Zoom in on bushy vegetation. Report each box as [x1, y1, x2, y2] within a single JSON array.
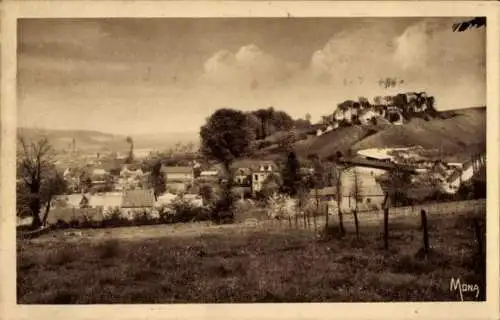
[[46, 201, 213, 230]]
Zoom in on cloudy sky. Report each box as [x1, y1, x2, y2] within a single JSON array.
[[17, 17, 485, 135]]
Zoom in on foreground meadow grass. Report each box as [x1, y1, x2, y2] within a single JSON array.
[[17, 210, 485, 303]]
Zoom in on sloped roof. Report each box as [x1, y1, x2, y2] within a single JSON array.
[[52, 194, 85, 208], [161, 166, 193, 174], [47, 208, 104, 224], [310, 186, 337, 197], [339, 156, 416, 173], [234, 167, 252, 176], [232, 159, 278, 172], [121, 189, 155, 208], [92, 168, 108, 176], [200, 170, 219, 176], [88, 192, 123, 208]]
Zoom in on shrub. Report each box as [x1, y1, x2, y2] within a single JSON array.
[[55, 219, 70, 229], [68, 218, 80, 228], [101, 207, 129, 228], [166, 198, 211, 223], [267, 193, 296, 220], [132, 210, 156, 226], [80, 215, 101, 229]]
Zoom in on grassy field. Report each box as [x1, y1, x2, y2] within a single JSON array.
[[17, 209, 485, 304]]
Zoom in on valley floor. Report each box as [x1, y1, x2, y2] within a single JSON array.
[[17, 207, 485, 303]]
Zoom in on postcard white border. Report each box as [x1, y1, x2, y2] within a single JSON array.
[[1, 1, 499, 320]]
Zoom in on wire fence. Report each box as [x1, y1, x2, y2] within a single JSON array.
[[244, 199, 486, 231]]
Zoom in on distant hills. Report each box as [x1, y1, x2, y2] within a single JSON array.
[[17, 106, 485, 164], [16, 127, 200, 154]]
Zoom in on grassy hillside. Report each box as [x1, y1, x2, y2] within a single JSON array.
[[351, 107, 486, 160], [17, 208, 485, 303], [294, 125, 378, 159], [275, 106, 486, 162], [289, 117, 391, 159]]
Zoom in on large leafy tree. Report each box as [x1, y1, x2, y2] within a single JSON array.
[[281, 151, 301, 196], [253, 107, 275, 139], [200, 108, 255, 221], [17, 137, 67, 228], [39, 170, 68, 226]]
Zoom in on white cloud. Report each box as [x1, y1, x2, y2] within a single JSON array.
[[391, 20, 485, 109], [307, 22, 399, 87], [203, 49, 235, 75], [393, 21, 429, 70], [393, 20, 485, 75], [199, 44, 299, 89], [305, 19, 485, 107]]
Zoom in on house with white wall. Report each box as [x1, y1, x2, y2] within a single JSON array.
[[339, 166, 387, 212], [250, 161, 278, 194], [161, 166, 194, 193]]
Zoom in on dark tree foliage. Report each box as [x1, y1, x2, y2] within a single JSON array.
[[311, 155, 326, 189], [271, 110, 295, 132], [200, 109, 255, 167], [253, 108, 275, 139], [40, 171, 68, 226], [17, 137, 67, 228], [200, 108, 255, 222], [78, 170, 93, 193], [261, 174, 282, 199], [149, 160, 166, 200], [281, 151, 301, 196], [377, 168, 414, 207], [251, 107, 295, 139], [199, 184, 215, 206]]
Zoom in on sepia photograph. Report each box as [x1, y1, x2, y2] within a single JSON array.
[[2, 1, 499, 318]]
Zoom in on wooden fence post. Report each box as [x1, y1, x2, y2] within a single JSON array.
[[353, 209, 360, 239], [384, 207, 389, 250], [420, 209, 429, 253], [313, 208, 317, 232], [473, 217, 486, 300], [473, 218, 484, 258], [325, 204, 329, 228]]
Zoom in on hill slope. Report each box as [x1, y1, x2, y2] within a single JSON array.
[[282, 106, 485, 162], [351, 107, 486, 159]]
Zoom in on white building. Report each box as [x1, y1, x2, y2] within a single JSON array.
[[338, 166, 388, 212]]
